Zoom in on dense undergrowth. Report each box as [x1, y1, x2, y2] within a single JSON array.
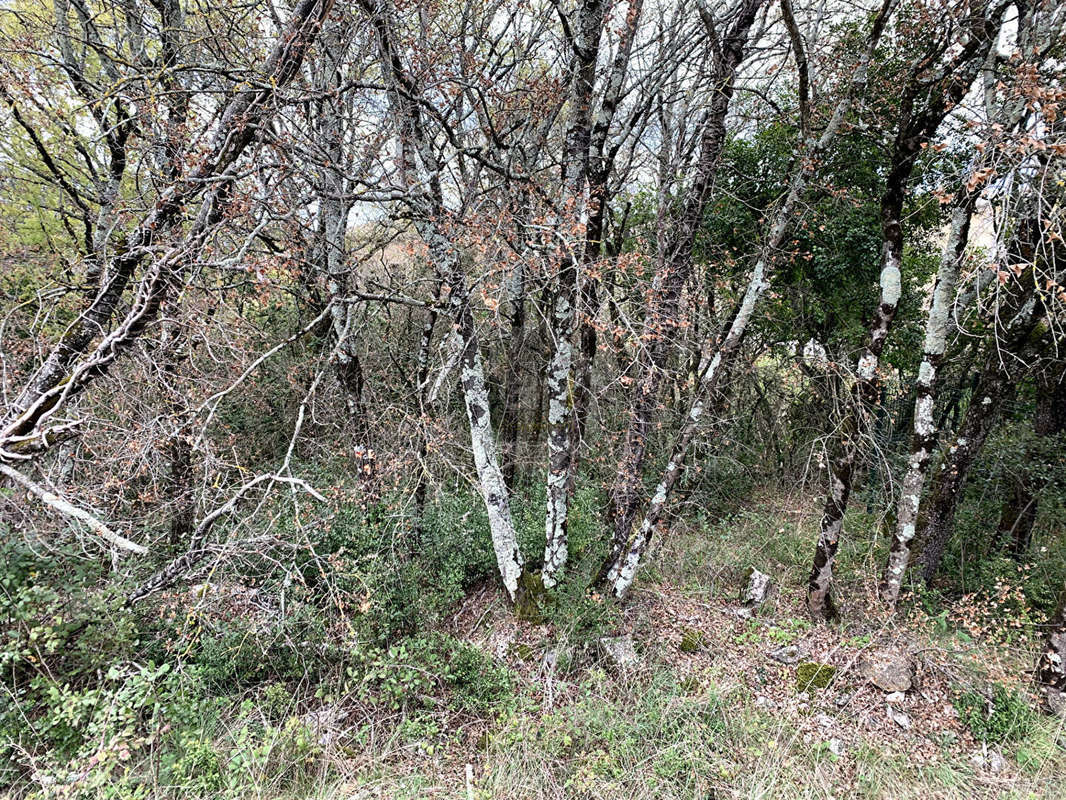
[[2, 476, 1064, 799]]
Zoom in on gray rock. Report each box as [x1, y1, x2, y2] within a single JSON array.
[[886, 706, 911, 730], [885, 691, 906, 704], [828, 738, 846, 757], [767, 644, 808, 665], [971, 749, 1008, 774], [598, 635, 639, 669], [859, 652, 914, 692], [1045, 686, 1065, 717], [742, 568, 773, 606], [987, 750, 1007, 774]]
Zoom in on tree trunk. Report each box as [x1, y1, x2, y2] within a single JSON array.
[[365, 0, 525, 599], [602, 0, 767, 582], [806, 3, 1005, 618], [916, 341, 1025, 585], [881, 199, 975, 605], [1037, 582, 1066, 716], [541, 0, 607, 588], [601, 0, 896, 596]]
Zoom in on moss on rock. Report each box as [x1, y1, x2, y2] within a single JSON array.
[[796, 662, 836, 692]]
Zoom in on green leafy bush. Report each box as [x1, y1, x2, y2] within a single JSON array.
[[348, 633, 512, 715], [953, 683, 1035, 744]]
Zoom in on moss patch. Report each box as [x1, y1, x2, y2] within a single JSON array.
[[796, 662, 836, 692], [679, 628, 708, 653]]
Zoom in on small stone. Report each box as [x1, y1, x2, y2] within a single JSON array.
[[987, 750, 1007, 774], [835, 691, 855, 708], [886, 706, 911, 730], [885, 691, 905, 704], [815, 713, 834, 728], [828, 738, 846, 757], [541, 647, 559, 672], [796, 662, 837, 692], [859, 652, 914, 692], [598, 635, 638, 669], [768, 644, 807, 665], [742, 568, 773, 606]]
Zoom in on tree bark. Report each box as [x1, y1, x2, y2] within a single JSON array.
[[880, 198, 975, 605], [363, 0, 525, 599], [601, 0, 767, 584], [541, 0, 606, 588]]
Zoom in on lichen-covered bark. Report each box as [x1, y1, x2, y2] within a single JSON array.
[[916, 361, 1020, 585], [365, 0, 525, 599], [542, 0, 606, 588], [602, 0, 766, 583], [880, 200, 974, 606], [916, 194, 1048, 584], [805, 3, 1005, 619]]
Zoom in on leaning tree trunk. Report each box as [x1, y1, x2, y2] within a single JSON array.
[[880, 198, 975, 605], [915, 188, 1049, 585], [915, 334, 1029, 585], [601, 0, 896, 596], [365, 0, 525, 600], [602, 0, 766, 581], [0, 0, 336, 464], [807, 258, 901, 620]]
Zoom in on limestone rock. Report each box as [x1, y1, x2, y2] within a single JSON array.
[[859, 652, 914, 692], [598, 635, 639, 669], [768, 643, 808, 665], [742, 568, 773, 606], [886, 706, 911, 730]]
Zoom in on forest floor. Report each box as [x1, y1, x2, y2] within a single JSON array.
[[285, 493, 1066, 800]]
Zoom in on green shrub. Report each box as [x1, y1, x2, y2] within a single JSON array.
[[953, 683, 1035, 743], [349, 633, 512, 715]]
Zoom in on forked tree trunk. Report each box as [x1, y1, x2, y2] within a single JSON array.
[[805, 3, 1005, 619]]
